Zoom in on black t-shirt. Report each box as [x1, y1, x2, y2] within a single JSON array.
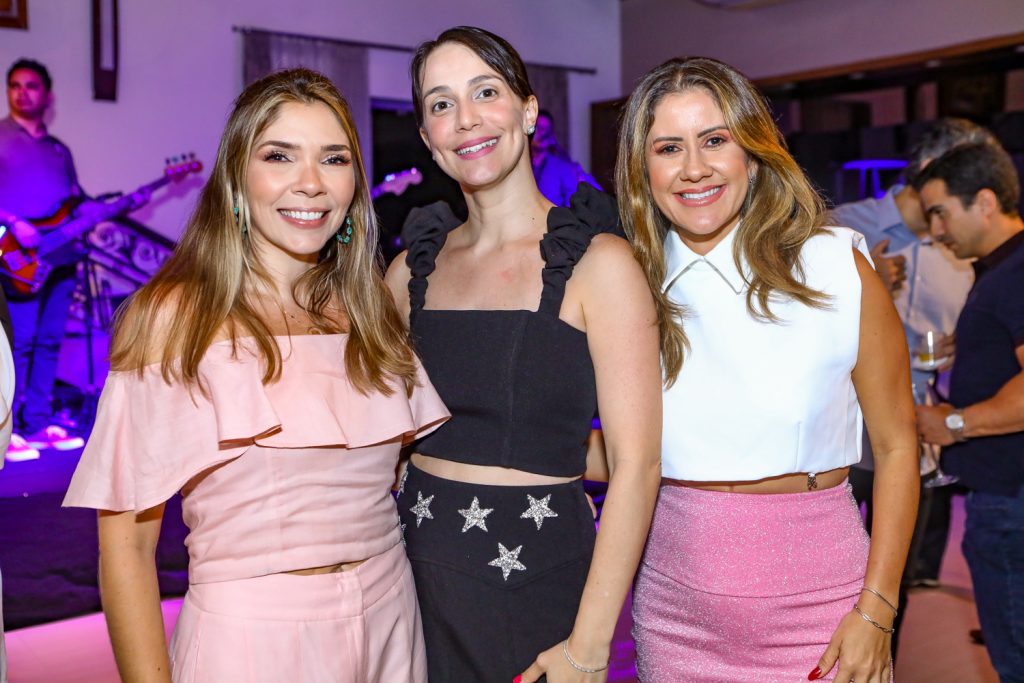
[[943, 230, 1024, 495]]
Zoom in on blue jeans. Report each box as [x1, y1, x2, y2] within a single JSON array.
[[8, 268, 76, 434], [963, 487, 1024, 682]]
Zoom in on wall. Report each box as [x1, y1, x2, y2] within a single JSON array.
[[621, 0, 1024, 90], [1, 0, 620, 239], [1009, 70, 1024, 111], [835, 88, 906, 127]]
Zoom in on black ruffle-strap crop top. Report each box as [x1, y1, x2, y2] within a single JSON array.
[[405, 184, 621, 477]]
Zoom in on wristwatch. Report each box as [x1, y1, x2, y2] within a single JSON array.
[[944, 410, 967, 442]]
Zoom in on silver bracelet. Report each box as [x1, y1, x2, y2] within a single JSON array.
[[861, 586, 898, 615], [562, 641, 608, 674], [853, 604, 896, 634]]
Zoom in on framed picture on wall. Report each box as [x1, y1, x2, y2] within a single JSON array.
[[0, 0, 28, 29]]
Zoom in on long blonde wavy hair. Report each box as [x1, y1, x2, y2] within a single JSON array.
[[111, 68, 417, 395], [616, 57, 831, 382]]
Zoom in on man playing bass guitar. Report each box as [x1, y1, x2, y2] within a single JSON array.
[[1, 59, 90, 458]]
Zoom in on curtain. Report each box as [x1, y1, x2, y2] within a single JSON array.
[[526, 64, 569, 149], [242, 30, 372, 179]]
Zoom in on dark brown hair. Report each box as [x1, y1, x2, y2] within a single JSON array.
[[7, 58, 51, 91], [410, 26, 533, 126], [914, 142, 1021, 217]]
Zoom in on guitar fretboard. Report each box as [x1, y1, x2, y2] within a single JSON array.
[[38, 175, 173, 257]]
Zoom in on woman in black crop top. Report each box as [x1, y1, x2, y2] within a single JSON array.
[[385, 27, 664, 682]]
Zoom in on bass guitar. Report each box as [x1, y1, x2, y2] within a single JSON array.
[[371, 167, 422, 200], [0, 154, 202, 296]]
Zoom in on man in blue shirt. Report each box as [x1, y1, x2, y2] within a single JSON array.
[[916, 142, 1024, 682], [0, 59, 85, 458], [530, 110, 600, 207]]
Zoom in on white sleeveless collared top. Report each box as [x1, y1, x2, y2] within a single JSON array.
[[661, 225, 870, 482]]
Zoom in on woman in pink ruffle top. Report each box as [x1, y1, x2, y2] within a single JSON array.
[[63, 69, 448, 683]]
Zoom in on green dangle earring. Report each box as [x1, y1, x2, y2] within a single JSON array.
[[233, 203, 248, 236], [337, 215, 353, 245]]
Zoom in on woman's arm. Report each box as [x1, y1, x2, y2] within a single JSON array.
[[384, 252, 413, 322], [98, 504, 172, 683], [814, 249, 919, 683], [520, 235, 663, 681], [385, 253, 415, 492]]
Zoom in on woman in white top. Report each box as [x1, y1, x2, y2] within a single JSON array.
[[618, 57, 919, 682]]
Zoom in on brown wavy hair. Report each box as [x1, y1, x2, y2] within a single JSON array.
[[616, 57, 830, 381], [110, 68, 417, 395]]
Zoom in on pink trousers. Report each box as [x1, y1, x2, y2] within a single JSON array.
[[169, 542, 426, 683], [633, 482, 877, 682]]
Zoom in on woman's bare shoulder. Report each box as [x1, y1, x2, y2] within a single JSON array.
[[576, 233, 646, 290]]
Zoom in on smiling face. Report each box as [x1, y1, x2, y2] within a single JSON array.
[[244, 101, 356, 267], [7, 68, 50, 120], [417, 42, 537, 190], [645, 88, 753, 254]]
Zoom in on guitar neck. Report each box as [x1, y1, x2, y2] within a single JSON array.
[[370, 169, 421, 201], [370, 184, 396, 200], [37, 175, 171, 257]]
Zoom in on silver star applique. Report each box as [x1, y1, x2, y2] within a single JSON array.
[[400, 522, 407, 546], [488, 542, 526, 581], [409, 491, 434, 527], [520, 493, 558, 530], [397, 468, 409, 496], [458, 496, 494, 533]]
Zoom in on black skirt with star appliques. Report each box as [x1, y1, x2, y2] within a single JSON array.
[[397, 462, 596, 682]]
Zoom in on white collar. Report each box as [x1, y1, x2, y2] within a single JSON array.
[[663, 224, 748, 295]]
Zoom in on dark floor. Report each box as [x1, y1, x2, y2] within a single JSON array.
[[0, 449, 189, 630]]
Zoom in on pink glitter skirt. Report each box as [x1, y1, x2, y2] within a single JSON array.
[[633, 481, 872, 682], [169, 542, 426, 683]]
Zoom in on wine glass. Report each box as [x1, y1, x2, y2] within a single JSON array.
[[911, 330, 947, 371], [920, 378, 960, 488]]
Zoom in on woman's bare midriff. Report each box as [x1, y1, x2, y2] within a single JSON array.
[[279, 454, 579, 577], [284, 559, 368, 576], [410, 453, 580, 486], [666, 466, 850, 494]]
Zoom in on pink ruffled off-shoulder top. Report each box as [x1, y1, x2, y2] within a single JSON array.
[[63, 334, 449, 583]]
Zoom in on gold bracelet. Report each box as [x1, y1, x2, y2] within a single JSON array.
[[853, 604, 895, 634], [561, 641, 608, 674], [861, 586, 898, 615]]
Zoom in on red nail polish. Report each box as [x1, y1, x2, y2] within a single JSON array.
[[807, 667, 822, 680], [513, 677, 522, 683]]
